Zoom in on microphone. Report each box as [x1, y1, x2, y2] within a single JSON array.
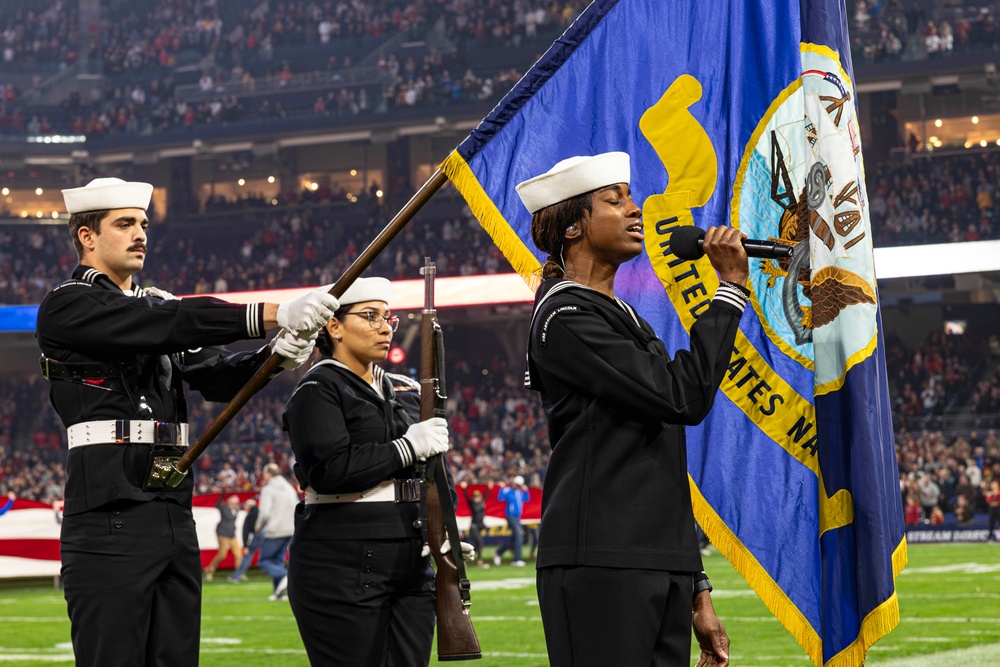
[[669, 226, 793, 260]]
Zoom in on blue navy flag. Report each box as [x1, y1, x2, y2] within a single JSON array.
[[441, 1, 905, 665]]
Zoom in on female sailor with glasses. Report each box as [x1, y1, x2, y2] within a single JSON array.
[[282, 277, 451, 666]]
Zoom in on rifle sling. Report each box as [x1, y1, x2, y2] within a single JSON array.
[[430, 454, 473, 605], [413, 461, 430, 546]]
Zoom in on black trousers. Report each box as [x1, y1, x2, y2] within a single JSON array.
[[537, 566, 693, 667], [60, 499, 201, 667], [288, 535, 436, 667], [467, 522, 484, 559]]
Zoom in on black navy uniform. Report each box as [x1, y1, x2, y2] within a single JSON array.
[[526, 278, 746, 667], [283, 359, 435, 667], [36, 265, 270, 667]]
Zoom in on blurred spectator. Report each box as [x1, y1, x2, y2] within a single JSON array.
[[917, 471, 941, 519], [228, 499, 260, 583], [203, 494, 244, 581], [986, 479, 1000, 540], [256, 463, 298, 601]]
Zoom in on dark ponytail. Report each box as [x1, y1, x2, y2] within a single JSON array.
[[314, 305, 351, 357]]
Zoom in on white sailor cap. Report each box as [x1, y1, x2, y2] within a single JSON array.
[[515, 151, 631, 214], [62, 177, 154, 214], [339, 277, 391, 306]]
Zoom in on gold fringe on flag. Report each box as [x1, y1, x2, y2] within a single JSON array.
[[441, 151, 542, 290], [689, 477, 824, 665], [691, 478, 908, 667], [825, 539, 908, 667]]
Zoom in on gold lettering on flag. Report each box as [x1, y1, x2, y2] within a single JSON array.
[[639, 75, 853, 535]]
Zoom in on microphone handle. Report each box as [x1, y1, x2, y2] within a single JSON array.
[[695, 237, 793, 259]]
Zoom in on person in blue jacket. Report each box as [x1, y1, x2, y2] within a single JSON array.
[[493, 475, 530, 566]]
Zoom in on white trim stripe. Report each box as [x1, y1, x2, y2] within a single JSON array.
[[714, 285, 748, 312], [614, 298, 642, 329], [245, 302, 260, 338], [394, 438, 413, 467]]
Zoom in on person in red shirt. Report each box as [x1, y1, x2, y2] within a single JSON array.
[[985, 479, 1000, 541]]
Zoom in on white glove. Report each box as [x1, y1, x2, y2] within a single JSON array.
[[403, 417, 450, 461], [421, 539, 476, 562], [268, 328, 318, 370], [276, 286, 339, 333], [143, 286, 178, 301]]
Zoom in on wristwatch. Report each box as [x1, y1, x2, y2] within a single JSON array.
[[693, 577, 713, 598]]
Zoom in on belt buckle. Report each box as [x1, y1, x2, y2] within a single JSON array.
[[154, 421, 178, 446], [394, 479, 421, 503]]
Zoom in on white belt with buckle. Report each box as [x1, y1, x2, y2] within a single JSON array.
[[305, 479, 421, 504], [66, 420, 189, 449]]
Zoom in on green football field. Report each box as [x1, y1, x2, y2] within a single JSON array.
[[0, 543, 997, 666]]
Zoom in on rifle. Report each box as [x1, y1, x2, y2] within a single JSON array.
[[419, 257, 482, 661], [153, 169, 449, 488]]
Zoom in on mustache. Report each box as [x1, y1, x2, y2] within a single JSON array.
[[127, 244, 147, 252]]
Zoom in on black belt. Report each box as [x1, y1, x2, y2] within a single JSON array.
[[40, 355, 141, 381]]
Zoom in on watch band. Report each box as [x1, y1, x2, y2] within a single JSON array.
[[719, 280, 751, 297], [693, 577, 713, 597]]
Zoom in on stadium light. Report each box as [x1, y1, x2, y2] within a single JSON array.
[[1, 188, 8, 196], [972, 116, 980, 124], [34, 188, 43, 196], [934, 119, 942, 127]]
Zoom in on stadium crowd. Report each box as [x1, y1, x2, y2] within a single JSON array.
[[849, 0, 1000, 65], [884, 329, 995, 423], [867, 150, 1000, 246], [886, 326, 1000, 526], [0, 190, 508, 304], [3, 147, 1000, 305], [897, 428, 1000, 525], [3, 0, 575, 68], [0, 0, 574, 140]]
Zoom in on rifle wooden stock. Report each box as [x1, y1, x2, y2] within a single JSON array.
[[420, 261, 482, 661], [165, 169, 449, 484]]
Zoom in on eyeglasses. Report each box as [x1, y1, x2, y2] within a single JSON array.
[[343, 311, 399, 332]]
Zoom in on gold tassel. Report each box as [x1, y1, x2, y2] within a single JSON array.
[[441, 151, 541, 290]]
